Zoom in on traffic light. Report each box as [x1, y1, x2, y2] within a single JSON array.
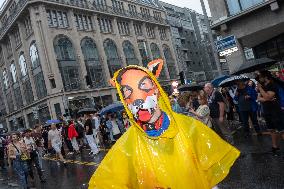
[[179, 71, 185, 85]]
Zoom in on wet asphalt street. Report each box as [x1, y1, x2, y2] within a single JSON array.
[[0, 132, 284, 189]]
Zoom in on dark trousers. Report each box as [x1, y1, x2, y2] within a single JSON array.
[[0, 147, 5, 168], [239, 111, 260, 133], [64, 138, 73, 152], [27, 150, 44, 180]]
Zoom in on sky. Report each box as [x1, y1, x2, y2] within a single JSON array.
[[161, 0, 211, 16], [0, 0, 211, 15]]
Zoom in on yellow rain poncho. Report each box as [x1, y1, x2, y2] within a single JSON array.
[[89, 64, 240, 189]]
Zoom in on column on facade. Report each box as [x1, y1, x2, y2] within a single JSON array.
[[153, 26, 170, 79], [67, 9, 89, 90], [93, 14, 112, 84], [129, 20, 143, 66], [29, 6, 54, 96], [0, 44, 10, 115]]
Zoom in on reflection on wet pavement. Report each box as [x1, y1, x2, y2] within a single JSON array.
[[0, 134, 283, 189]]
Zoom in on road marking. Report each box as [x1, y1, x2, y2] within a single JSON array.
[[43, 157, 99, 166]]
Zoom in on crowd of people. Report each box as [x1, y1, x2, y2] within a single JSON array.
[[170, 70, 284, 151], [0, 111, 130, 189]]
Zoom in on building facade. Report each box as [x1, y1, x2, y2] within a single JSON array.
[[209, 0, 284, 72], [0, 0, 179, 131], [160, 2, 224, 82]]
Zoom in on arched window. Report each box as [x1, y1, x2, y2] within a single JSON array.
[[122, 40, 138, 65], [10, 62, 17, 83], [104, 39, 122, 77], [81, 37, 105, 87], [19, 53, 28, 77], [2, 69, 8, 90], [150, 43, 167, 80], [30, 42, 40, 69], [54, 36, 81, 91], [163, 45, 177, 79]]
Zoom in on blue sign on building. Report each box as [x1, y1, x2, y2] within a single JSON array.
[[215, 36, 237, 52]]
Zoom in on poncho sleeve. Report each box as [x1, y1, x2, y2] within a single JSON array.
[[88, 129, 135, 189], [190, 119, 240, 187]]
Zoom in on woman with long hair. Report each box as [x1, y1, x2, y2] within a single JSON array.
[[8, 133, 29, 189]]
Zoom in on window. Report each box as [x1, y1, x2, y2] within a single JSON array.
[[9, 1, 16, 14], [226, 0, 264, 15], [150, 43, 166, 80], [140, 7, 150, 19], [133, 23, 143, 36], [19, 54, 28, 77], [30, 42, 40, 69], [123, 40, 139, 65], [74, 14, 93, 31], [6, 92, 14, 112], [103, 39, 122, 77], [2, 69, 9, 90], [46, 9, 69, 28], [128, 4, 137, 15], [81, 37, 106, 88], [23, 80, 34, 105], [112, 0, 125, 13], [117, 21, 130, 35], [54, 36, 81, 91], [94, 0, 107, 10], [49, 78, 56, 89], [159, 27, 167, 40], [1, 14, 7, 25], [146, 25, 155, 38], [6, 39, 12, 57], [14, 27, 22, 47], [34, 72, 47, 99], [153, 11, 162, 21], [163, 45, 177, 79], [24, 16, 33, 36], [14, 87, 23, 108], [138, 40, 150, 67], [10, 63, 17, 83], [97, 17, 113, 33], [54, 103, 62, 119]]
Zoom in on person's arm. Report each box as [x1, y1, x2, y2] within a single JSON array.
[[258, 84, 275, 101], [47, 132, 52, 149], [8, 145, 16, 159], [218, 102, 225, 122]]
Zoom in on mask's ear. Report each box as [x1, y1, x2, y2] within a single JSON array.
[[147, 59, 164, 78], [109, 78, 116, 87]]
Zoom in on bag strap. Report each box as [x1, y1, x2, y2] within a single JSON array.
[[12, 142, 20, 154]]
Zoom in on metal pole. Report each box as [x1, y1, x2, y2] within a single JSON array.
[[200, 0, 222, 76]]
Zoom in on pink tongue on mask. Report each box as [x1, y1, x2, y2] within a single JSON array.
[[137, 109, 152, 122]]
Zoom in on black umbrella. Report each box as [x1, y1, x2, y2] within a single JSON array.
[[219, 75, 250, 87], [232, 58, 277, 75], [78, 107, 97, 115], [178, 83, 204, 92]]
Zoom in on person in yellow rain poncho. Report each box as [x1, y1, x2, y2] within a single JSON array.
[[89, 59, 240, 189]]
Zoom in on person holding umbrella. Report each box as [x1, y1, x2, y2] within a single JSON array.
[[257, 71, 284, 155]]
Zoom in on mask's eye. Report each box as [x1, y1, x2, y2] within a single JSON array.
[[121, 85, 133, 99], [138, 77, 154, 92]]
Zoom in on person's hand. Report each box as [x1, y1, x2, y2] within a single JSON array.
[[219, 116, 224, 123], [245, 95, 250, 99]]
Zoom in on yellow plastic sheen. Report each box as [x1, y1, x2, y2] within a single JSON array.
[[89, 65, 240, 189]]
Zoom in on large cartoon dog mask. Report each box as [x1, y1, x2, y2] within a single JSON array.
[[110, 59, 164, 129]]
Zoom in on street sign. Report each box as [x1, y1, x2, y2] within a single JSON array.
[[215, 35, 237, 52]]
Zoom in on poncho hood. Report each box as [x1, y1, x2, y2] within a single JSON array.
[[111, 63, 178, 139]]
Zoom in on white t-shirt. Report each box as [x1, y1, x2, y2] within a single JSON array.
[[48, 129, 62, 145], [111, 120, 121, 135], [24, 137, 36, 151]]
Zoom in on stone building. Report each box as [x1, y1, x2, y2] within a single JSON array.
[[160, 2, 224, 82], [209, 0, 284, 72], [0, 0, 178, 131]]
